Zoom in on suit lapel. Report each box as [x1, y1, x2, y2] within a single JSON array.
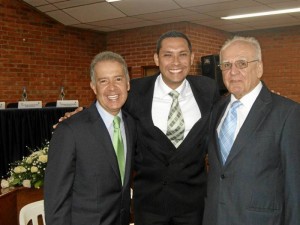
[[137, 75, 156, 128], [122, 110, 133, 188], [188, 76, 214, 121], [88, 104, 122, 182], [213, 97, 230, 165], [225, 86, 272, 166], [177, 76, 215, 150], [137, 75, 172, 146]]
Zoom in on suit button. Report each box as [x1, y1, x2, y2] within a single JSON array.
[[220, 174, 225, 179]]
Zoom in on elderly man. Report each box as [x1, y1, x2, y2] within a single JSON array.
[[203, 36, 300, 225]]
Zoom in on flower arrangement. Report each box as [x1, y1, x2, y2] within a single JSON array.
[[1, 141, 49, 189]]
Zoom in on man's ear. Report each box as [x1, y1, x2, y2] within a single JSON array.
[[90, 82, 96, 95], [154, 53, 159, 66], [190, 52, 195, 66], [127, 81, 130, 92], [257, 61, 263, 79]]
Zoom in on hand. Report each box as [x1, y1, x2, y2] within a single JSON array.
[[271, 90, 287, 98], [271, 89, 281, 95], [53, 107, 84, 129]]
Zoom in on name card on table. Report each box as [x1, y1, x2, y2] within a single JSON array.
[[56, 100, 79, 108], [18, 101, 42, 109], [0, 102, 5, 109]]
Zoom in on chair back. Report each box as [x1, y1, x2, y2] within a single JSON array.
[[19, 200, 45, 225]]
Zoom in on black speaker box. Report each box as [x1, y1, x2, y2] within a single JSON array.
[[201, 55, 227, 95]]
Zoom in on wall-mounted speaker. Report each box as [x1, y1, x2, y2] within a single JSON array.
[[201, 55, 227, 95]]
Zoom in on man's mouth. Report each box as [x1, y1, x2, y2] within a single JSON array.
[[169, 68, 182, 73], [108, 94, 119, 100]]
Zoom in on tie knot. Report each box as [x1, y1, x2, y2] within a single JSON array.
[[113, 116, 121, 129], [231, 101, 242, 111], [169, 90, 179, 99]]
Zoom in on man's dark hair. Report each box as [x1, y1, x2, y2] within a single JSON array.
[[156, 30, 192, 54]]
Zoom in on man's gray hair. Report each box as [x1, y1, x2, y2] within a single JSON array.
[[220, 36, 262, 61], [90, 51, 129, 83]]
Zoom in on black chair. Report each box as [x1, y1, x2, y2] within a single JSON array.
[[6, 102, 18, 108]]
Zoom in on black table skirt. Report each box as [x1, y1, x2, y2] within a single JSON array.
[[0, 107, 77, 177]]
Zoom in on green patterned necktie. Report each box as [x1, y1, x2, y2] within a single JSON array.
[[166, 90, 185, 148], [113, 116, 125, 185]]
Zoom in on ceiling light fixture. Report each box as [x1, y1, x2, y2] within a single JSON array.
[[106, 0, 122, 2], [221, 7, 300, 19]]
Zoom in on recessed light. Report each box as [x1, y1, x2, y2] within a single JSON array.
[[106, 0, 122, 2], [221, 7, 300, 19]]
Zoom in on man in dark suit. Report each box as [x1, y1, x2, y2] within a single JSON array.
[[124, 31, 219, 225], [44, 51, 136, 225], [203, 36, 300, 225], [56, 31, 219, 225]]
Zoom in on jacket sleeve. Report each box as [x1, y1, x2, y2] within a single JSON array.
[[44, 123, 76, 225], [281, 103, 300, 224]]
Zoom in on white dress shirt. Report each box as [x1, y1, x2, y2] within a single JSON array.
[[151, 74, 201, 138], [95, 101, 127, 158], [217, 81, 263, 140]]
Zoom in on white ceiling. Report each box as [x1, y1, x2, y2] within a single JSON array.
[[22, 0, 300, 33]]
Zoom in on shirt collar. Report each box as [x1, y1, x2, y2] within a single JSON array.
[[230, 81, 263, 109], [95, 101, 122, 129], [154, 74, 189, 99]]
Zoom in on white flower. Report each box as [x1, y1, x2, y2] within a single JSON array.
[[38, 155, 48, 163], [31, 150, 43, 157], [25, 157, 33, 164], [7, 177, 14, 183], [14, 166, 26, 174], [22, 180, 31, 188], [31, 166, 38, 173], [3, 141, 49, 189], [1, 179, 10, 188]]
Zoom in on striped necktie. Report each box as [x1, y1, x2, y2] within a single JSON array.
[[113, 116, 125, 185], [218, 101, 242, 164], [166, 90, 185, 148]]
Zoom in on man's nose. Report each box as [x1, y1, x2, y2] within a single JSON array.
[[229, 63, 240, 75], [172, 55, 180, 64]]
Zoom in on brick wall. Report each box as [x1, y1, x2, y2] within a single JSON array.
[[107, 23, 300, 103], [1, 0, 300, 106], [106, 22, 230, 77], [0, 0, 106, 107]]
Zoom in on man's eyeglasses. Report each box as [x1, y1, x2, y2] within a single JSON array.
[[218, 59, 259, 71]]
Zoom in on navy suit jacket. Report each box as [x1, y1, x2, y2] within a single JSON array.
[[124, 74, 219, 218], [203, 84, 300, 225], [44, 103, 136, 225]]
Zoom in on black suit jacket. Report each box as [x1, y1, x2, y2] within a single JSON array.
[[124, 74, 219, 217], [203, 84, 300, 225], [44, 103, 136, 225]]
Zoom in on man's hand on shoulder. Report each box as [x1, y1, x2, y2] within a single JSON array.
[[53, 107, 84, 129]]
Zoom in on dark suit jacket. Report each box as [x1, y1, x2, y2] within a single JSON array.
[[44, 103, 136, 225], [124, 74, 219, 218], [203, 84, 300, 225]]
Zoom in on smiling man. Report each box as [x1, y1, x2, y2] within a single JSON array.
[[124, 31, 219, 225], [44, 51, 136, 225]]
